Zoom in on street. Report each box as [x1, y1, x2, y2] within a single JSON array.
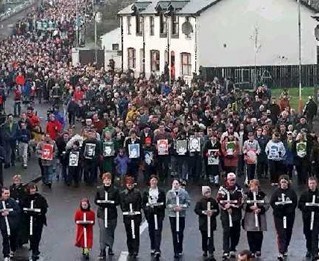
[[0, 98, 313, 261]]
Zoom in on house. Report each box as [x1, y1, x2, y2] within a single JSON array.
[[100, 27, 122, 69], [118, 0, 319, 83]]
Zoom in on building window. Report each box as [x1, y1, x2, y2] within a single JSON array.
[[136, 15, 142, 36], [181, 52, 191, 76], [127, 16, 131, 35], [149, 16, 154, 36], [128, 48, 136, 69], [159, 14, 167, 37], [150, 50, 160, 72], [112, 44, 119, 51], [171, 14, 179, 38]]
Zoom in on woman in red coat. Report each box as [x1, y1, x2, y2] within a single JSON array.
[[74, 198, 95, 259]]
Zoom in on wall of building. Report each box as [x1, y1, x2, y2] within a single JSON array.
[[197, 0, 318, 67]]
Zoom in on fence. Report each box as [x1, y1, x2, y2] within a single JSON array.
[[200, 64, 319, 89]]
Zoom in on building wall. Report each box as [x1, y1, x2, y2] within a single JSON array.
[[197, 0, 318, 67], [122, 14, 197, 79], [100, 28, 121, 51]]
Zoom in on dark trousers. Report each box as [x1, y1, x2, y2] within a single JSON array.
[[30, 223, 44, 257], [237, 155, 244, 176], [1, 227, 18, 257], [188, 155, 202, 182], [176, 157, 188, 180], [246, 164, 256, 182], [285, 164, 294, 179], [14, 101, 21, 116], [200, 230, 215, 254], [147, 216, 163, 253], [124, 219, 140, 254], [269, 160, 284, 183], [274, 214, 295, 254], [157, 156, 170, 181], [222, 220, 241, 253], [83, 162, 97, 185], [303, 219, 319, 257], [257, 160, 268, 178], [128, 160, 139, 181], [0, 159, 3, 187], [295, 159, 309, 185], [247, 231, 263, 253], [169, 216, 185, 255], [68, 112, 76, 126], [68, 167, 80, 185], [98, 218, 117, 250]]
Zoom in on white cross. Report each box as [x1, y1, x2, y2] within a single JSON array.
[[96, 191, 115, 228], [274, 193, 292, 229], [122, 203, 141, 239], [305, 195, 319, 231], [75, 212, 94, 248], [246, 191, 265, 228], [0, 201, 13, 236]]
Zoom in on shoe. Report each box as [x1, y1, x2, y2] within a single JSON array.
[[4, 257, 10, 261], [283, 251, 288, 257], [23, 165, 27, 169], [208, 254, 216, 261], [203, 251, 208, 257], [222, 252, 230, 259], [230, 251, 236, 258], [277, 254, 284, 260], [4, 164, 10, 169], [98, 249, 106, 259], [174, 253, 179, 259], [178, 252, 183, 256], [151, 249, 156, 255], [255, 251, 261, 257], [306, 251, 312, 258], [312, 256, 319, 261], [133, 252, 138, 258], [155, 252, 161, 258], [108, 248, 114, 256], [9, 251, 14, 258], [47, 183, 52, 189]]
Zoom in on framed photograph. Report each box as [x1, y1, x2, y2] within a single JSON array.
[[144, 150, 154, 165], [189, 136, 201, 152], [69, 151, 79, 167], [103, 141, 115, 157], [176, 140, 187, 155], [84, 143, 96, 159], [128, 143, 140, 159], [157, 139, 169, 155], [208, 149, 219, 165], [41, 143, 53, 161]]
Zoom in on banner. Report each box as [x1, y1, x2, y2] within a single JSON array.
[[208, 149, 219, 165], [176, 140, 187, 155], [41, 143, 53, 160], [69, 151, 79, 167], [128, 143, 140, 159], [189, 136, 201, 152], [157, 139, 169, 155], [84, 143, 96, 159], [103, 141, 115, 157]]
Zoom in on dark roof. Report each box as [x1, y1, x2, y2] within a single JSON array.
[[301, 0, 319, 12]]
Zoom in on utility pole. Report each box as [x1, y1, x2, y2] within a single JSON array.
[[298, 0, 303, 113], [75, 0, 79, 47]]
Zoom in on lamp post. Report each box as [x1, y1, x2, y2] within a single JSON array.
[[298, 0, 303, 113], [94, 11, 102, 64]]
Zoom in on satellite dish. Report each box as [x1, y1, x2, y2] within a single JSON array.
[[315, 24, 319, 41], [182, 21, 193, 36]]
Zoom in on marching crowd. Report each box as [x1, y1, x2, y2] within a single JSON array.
[[1, 0, 319, 261]]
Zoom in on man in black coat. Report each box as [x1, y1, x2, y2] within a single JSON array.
[[120, 176, 142, 258], [0, 187, 20, 260], [142, 175, 166, 258], [298, 176, 319, 261], [194, 186, 219, 261], [94, 172, 120, 258], [21, 183, 48, 261], [304, 97, 318, 129]]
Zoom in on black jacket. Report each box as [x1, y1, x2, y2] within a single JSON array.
[[120, 187, 142, 225], [298, 188, 319, 221], [0, 198, 20, 230], [142, 187, 166, 220], [194, 197, 219, 231], [21, 193, 48, 226], [94, 185, 120, 220], [270, 187, 297, 218], [244, 191, 268, 214], [10, 183, 26, 205]]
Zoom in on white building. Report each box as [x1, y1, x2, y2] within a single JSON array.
[[118, 0, 319, 81], [100, 27, 122, 69]]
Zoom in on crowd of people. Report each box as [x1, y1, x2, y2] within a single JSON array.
[[0, 0, 319, 260]]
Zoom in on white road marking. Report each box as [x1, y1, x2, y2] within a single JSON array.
[[118, 220, 148, 261]]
